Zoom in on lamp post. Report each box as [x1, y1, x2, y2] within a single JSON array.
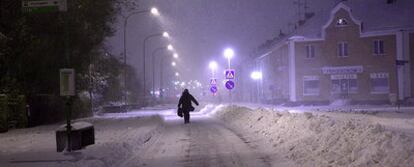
[[143, 31, 169, 97], [209, 61, 218, 78], [209, 61, 218, 97], [224, 48, 234, 69], [123, 7, 159, 105], [223, 48, 234, 103], [250, 71, 263, 103], [151, 45, 174, 98]]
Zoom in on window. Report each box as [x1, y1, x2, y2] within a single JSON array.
[[337, 42, 348, 57], [305, 45, 315, 59], [373, 40, 385, 55], [370, 73, 389, 93], [303, 76, 320, 96], [336, 18, 348, 26], [331, 74, 358, 94]]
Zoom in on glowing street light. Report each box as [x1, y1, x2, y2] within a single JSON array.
[[250, 71, 263, 80], [167, 44, 174, 51], [151, 7, 159, 16], [175, 72, 180, 76], [172, 61, 176, 66], [162, 32, 169, 38], [251, 71, 262, 102], [173, 53, 179, 59], [209, 61, 218, 78], [223, 48, 234, 69], [224, 48, 234, 59], [209, 61, 218, 70]]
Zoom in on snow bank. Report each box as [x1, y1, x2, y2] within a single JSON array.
[[215, 105, 414, 167], [0, 115, 164, 167], [59, 116, 164, 167]]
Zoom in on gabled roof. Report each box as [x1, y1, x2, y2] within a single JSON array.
[[294, 0, 414, 39]]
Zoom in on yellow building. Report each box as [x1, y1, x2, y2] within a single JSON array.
[[254, 1, 414, 104]]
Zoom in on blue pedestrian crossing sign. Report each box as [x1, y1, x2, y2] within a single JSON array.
[[210, 78, 217, 85], [225, 69, 235, 79]]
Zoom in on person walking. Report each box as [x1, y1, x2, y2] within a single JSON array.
[[178, 89, 199, 124]]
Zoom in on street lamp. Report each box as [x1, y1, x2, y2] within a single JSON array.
[[167, 44, 174, 51], [143, 31, 169, 98], [209, 61, 218, 78], [151, 7, 159, 16], [223, 48, 234, 69], [173, 53, 179, 59], [250, 71, 263, 80], [163, 32, 169, 38], [251, 71, 263, 102], [123, 7, 159, 104], [151, 45, 176, 98], [175, 72, 180, 77], [152, 46, 167, 98]]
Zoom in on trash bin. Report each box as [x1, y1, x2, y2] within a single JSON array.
[[56, 121, 95, 152]]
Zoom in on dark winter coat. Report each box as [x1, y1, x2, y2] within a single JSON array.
[[178, 91, 199, 112]]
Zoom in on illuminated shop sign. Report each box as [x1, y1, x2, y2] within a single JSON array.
[[322, 66, 363, 74]]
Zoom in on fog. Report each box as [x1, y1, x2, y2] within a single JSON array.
[[106, 0, 414, 107]]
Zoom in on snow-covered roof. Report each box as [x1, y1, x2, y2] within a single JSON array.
[[294, 0, 414, 39]]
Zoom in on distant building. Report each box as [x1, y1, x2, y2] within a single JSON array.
[[251, 0, 414, 104]]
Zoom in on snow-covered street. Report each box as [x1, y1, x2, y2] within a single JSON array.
[[1, 104, 414, 167]]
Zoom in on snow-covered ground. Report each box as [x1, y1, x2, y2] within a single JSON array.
[[1, 103, 413, 167], [0, 114, 164, 167], [214, 104, 414, 167]]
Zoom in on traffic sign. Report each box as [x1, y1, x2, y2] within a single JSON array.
[[225, 80, 235, 90], [210, 86, 218, 93], [22, 0, 67, 13], [225, 69, 235, 79], [60, 68, 75, 96], [210, 78, 217, 85]]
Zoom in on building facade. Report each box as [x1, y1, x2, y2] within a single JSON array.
[[254, 1, 414, 104]]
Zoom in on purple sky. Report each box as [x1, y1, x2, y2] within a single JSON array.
[[107, 0, 335, 87]]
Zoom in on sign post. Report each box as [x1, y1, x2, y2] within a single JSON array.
[[210, 78, 217, 96], [60, 69, 75, 96], [60, 69, 75, 152], [225, 69, 235, 106], [25, 0, 72, 152]]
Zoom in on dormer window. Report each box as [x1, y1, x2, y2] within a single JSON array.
[[336, 18, 348, 26]]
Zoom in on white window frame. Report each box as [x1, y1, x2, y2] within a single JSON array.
[[373, 40, 385, 56], [305, 45, 315, 59], [303, 76, 320, 96], [370, 72, 390, 94], [337, 42, 348, 57]]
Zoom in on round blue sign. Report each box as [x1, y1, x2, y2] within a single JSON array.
[[225, 80, 235, 90], [210, 86, 218, 93]]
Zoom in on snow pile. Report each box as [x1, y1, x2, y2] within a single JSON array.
[[0, 115, 164, 167], [215, 105, 414, 167], [59, 116, 164, 167]]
